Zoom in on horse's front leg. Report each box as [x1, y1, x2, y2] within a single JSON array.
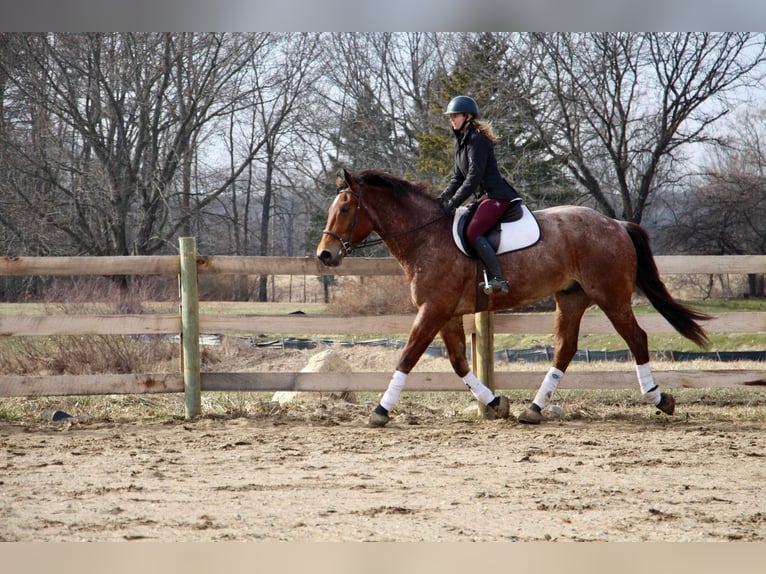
[[439, 315, 509, 420], [369, 306, 447, 427]]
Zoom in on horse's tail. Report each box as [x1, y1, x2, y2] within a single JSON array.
[[623, 221, 712, 348]]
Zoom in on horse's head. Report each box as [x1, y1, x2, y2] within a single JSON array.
[[316, 169, 374, 267]]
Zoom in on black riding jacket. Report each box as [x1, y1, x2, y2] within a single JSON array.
[[439, 122, 520, 209]]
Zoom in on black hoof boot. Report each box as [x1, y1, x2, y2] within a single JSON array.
[[656, 393, 675, 415], [518, 403, 543, 424], [369, 404, 390, 427], [486, 395, 510, 419]]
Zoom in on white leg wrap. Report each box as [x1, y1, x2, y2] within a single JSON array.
[[380, 370, 407, 411], [636, 362, 661, 405], [533, 367, 564, 409], [462, 370, 495, 405]]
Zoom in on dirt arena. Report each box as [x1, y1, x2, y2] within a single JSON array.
[[2, 387, 765, 542]]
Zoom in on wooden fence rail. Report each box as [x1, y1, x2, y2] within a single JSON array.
[[1, 245, 765, 416]]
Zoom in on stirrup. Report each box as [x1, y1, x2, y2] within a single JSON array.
[[479, 277, 509, 294]]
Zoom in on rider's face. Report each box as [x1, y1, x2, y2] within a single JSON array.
[[449, 113, 469, 132]]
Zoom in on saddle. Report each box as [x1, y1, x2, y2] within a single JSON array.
[[451, 200, 541, 258]]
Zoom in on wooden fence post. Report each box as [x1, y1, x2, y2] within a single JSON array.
[[473, 310, 495, 418], [179, 237, 201, 418]]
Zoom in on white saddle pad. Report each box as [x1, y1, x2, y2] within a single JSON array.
[[452, 204, 541, 257]]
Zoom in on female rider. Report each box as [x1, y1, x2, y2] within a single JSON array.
[[438, 95, 522, 293]]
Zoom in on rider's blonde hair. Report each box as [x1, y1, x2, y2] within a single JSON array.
[[473, 119, 497, 142]]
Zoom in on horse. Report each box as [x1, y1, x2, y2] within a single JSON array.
[[316, 169, 711, 427]]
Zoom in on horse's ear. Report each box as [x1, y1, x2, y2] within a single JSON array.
[[335, 168, 354, 190], [343, 168, 354, 190]]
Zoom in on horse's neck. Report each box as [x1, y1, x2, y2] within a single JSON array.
[[367, 195, 446, 272], [368, 195, 436, 239]]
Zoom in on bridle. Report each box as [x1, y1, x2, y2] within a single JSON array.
[[321, 181, 447, 256]]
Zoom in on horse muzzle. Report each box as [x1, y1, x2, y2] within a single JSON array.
[[316, 244, 344, 267], [317, 229, 351, 267]]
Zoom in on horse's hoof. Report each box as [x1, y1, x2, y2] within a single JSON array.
[[518, 407, 543, 424], [656, 393, 675, 415], [486, 395, 510, 419], [369, 411, 390, 427]]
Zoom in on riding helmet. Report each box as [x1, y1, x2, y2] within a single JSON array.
[[444, 95, 479, 118]]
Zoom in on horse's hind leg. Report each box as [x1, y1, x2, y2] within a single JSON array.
[[519, 287, 591, 424], [599, 302, 675, 415], [439, 315, 509, 419]]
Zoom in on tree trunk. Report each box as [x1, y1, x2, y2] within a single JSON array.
[[257, 149, 275, 302]]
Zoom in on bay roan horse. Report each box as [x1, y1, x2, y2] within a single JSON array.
[[316, 169, 711, 427]]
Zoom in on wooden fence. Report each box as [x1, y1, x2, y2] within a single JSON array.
[[0, 239, 764, 417]]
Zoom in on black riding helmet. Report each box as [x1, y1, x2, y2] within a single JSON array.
[[444, 95, 479, 118]]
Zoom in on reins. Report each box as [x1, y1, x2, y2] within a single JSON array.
[[322, 183, 447, 255]]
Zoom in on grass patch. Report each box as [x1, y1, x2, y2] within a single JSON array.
[[3, 387, 765, 425], [626, 298, 766, 314], [493, 331, 766, 353]]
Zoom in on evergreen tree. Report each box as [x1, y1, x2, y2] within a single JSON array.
[[416, 33, 576, 208]]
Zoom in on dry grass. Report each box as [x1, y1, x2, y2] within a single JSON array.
[[326, 276, 415, 316], [0, 335, 179, 376], [2, 385, 764, 427], [1, 337, 763, 425]]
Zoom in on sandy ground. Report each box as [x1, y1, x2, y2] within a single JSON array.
[[2, 344, 765, 542], [2, 397, 765, 542]]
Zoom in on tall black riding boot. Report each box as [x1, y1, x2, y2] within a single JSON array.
[[473, 236, 510, 294]]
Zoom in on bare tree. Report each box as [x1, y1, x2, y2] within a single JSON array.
[[239, 34, 323, 301], [0, 33, 269, 256], [320, 33, 451, 175], [511, 32, 766, 222], [659, 108, 766, 297]]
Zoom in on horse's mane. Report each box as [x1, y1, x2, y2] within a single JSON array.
[[356, 169, 437, 204]]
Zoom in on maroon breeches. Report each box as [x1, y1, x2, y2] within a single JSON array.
[[466, 198, 512, 245]]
